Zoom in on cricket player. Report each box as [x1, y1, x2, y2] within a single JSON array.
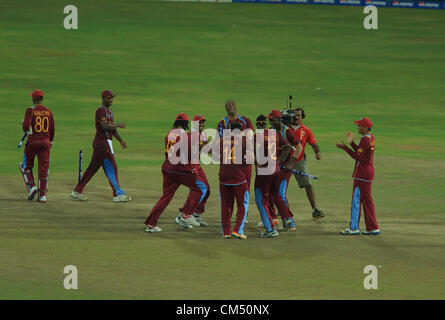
[[254, 115, 279, 238], [71, 90, 132, 202], [21, 90, 55, 202], [177, 114, 210, 227], [282, 108, 325, 220], [336, 117, 379, 235], [219, 121, 251, 239], [145, 113, 209, 232], [217, 100, 254, 189], [267, 110, 302, 231]]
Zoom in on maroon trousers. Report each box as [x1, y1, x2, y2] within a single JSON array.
[[350, 179, 379, 231], [145, 169, 204, 227], [180, 166, 210, 215], [220, 181, 249, 236], [23, 139, 51, 196], [74, 141, 125, 197], [270, 169, 294, 220]]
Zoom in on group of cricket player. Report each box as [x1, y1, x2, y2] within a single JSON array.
[[19, 89, 380, 239]]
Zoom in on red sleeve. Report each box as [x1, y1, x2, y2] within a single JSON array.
[[49, 112, 55, 141], [307, 128, 316, 144], [96, 107, 106, 122], [23, 108, 33, 132], [342, 137, 371, 161], [350, 141, 358, 151]]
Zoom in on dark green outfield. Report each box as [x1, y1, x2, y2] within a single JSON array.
[[0, 0, 444, 299]]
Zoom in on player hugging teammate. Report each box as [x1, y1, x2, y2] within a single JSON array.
[[143, 100, 331, 239], [144, 113, 209, 232]]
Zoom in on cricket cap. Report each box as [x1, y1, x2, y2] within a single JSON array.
[[193, 114, 206, 121], [267, 109, 282, 119], [176, 113, 189, 121], [354, 117, 372, 128], [102, 89, 115, 98], [30, 90, 44, 99]]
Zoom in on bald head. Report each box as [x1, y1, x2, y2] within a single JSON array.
[[225, 100, 237, 117]]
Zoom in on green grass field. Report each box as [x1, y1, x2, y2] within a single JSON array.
[[1, 0, 445, 300]]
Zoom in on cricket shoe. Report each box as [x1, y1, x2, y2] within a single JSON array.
[[175, 216, 193, 229], [36, 195, 47, 203], [145, 224, 162, 233], [27, 186, 38, 200], [177, 210, 200, 227], [70, 191, 88, 201], [193, 213, 207, 227], [183, 214, 200, 227], [113, 194, 132, 202], [260, 229, 279, 238], [223, 234, 232, 239], [340, 228, 360, 235], [279, 217, 296, 231], [231, 231, 247, 240], [362, 229, 380, 235], [312, 208, 325, 221]]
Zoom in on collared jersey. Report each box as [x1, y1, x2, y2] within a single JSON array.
[[217, 114, 253, 138]]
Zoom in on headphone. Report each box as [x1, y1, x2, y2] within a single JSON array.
[[294, 107, 306, 119]]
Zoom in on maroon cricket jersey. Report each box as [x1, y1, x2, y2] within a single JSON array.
[[343, 134, 375, 182], [219, 136, 248, 185], [23, 105, 55, 142], [162, 128, 196, 173], [254, 129, 279, 174], [95, 106, 114, 141], [217, 115, 253, 138], [276, 124, 299, 165]]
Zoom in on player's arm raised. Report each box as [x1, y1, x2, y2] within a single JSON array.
[[347, 132, 358, 150], [338, 137, 370, 161]]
